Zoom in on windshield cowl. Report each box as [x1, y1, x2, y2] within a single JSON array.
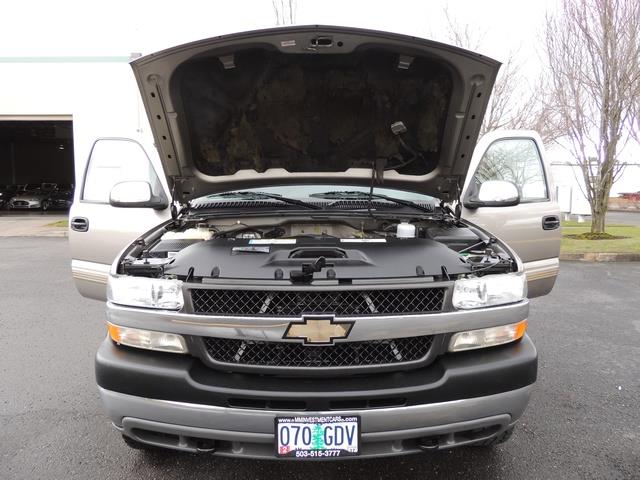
[[183, 186, 449, 221]]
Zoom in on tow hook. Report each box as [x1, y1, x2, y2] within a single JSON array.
[[195, 439, 217, 452], [417, 436, 440, 451]]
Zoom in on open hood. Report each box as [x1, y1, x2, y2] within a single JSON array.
[[131, 26, 500, 203]]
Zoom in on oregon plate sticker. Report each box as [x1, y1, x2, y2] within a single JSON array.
[[276, 415, 360, 458]]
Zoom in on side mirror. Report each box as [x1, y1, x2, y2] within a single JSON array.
[[464, 180, 520, 209], [109, 181, 169, 209]]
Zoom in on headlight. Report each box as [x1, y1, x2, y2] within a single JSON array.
[[452, 272, 526, 309], [107, 275, 184, 310], [448, 320, 528, 352], [107, 322, 188, 353]]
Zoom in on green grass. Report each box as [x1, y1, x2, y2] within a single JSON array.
[[46, 219, 68, 228], [561, 221, 640, 254]]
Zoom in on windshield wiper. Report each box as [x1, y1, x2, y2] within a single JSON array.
[[207, 191, 322, 210], [311, 191, 435, 214]]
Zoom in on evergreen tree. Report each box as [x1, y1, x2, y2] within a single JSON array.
[[311, 423, 324, 450]]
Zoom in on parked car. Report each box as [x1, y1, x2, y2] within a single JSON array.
[[0, 184, 28, 208], [9, 183, 58, 210], [0, 184, 12, 208], [43, 183, 74, 210], [70, 26, 561, 459], [0, 184, 7, 208]]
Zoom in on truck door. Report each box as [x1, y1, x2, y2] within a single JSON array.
[[461, 131, 561, 298], [69, 138, 171, 300]]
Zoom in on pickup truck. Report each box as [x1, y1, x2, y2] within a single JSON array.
[[69, 26, 560, 459]]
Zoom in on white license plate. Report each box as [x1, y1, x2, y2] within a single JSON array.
[[275, 415, 360, 458]]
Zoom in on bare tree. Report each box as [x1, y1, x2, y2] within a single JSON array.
[[544, 0, 640, 234], [442, 6, 484, 52], [272, 0, 297, 26], [441, 7, 556, 144], [630, 90, 640, 145], [479, 56, 548, 138]]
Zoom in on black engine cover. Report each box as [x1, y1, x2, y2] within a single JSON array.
[[163, 236, 470, 281]]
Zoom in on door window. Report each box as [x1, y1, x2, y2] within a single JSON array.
[[473, 138, 548, 202], [82, 139, 164, 203]]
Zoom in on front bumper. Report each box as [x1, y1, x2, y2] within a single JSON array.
[[96, 334, 537, 458]]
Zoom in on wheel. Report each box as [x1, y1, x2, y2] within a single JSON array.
[[41, 200, 50, 211], [122, 434, 161, 451], [472, 425, 515, 447]]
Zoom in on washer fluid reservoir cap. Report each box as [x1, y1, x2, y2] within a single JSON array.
[[397, 221, 416, 239]]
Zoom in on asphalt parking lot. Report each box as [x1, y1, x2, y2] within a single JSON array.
[[1, 237, 638, 479], [606, 211, 640, 226]]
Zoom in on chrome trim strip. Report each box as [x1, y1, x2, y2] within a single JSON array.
[[106, 299, 529, 342], [524, 258, 560, 282], [71, 259, 110, 285], [191, 280, 449, 290]]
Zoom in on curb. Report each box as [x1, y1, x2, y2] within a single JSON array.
[[0, 230, 68, 238], [560, 252, 640, 262]]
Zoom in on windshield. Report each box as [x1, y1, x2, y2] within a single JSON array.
[[197, 185, 436, 203]]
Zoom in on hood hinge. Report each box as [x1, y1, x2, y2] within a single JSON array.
[[440, 176, 462, 221], [170, 176, 194, 219]]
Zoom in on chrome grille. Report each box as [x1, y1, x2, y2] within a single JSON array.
[[203, 336, 434, 368], [190, 288, 445, 316]]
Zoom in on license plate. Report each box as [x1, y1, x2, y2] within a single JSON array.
[[275, 415, 360, 458]]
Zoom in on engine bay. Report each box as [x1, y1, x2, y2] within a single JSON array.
[[120, 215, 517, 283]]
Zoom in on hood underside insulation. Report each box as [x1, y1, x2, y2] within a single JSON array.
[[174, 48, 453, 176]]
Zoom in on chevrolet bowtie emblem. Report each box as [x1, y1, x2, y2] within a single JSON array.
[[283, 316, 354, 345]]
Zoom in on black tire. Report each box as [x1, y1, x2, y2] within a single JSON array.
[[472, 425, 515, 447], [41, 200, 50, 211]]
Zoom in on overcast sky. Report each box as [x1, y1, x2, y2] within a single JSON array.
[[1, 0, 555, 106], [3, 0, 637, 192], [2, 0, 553, 65]]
